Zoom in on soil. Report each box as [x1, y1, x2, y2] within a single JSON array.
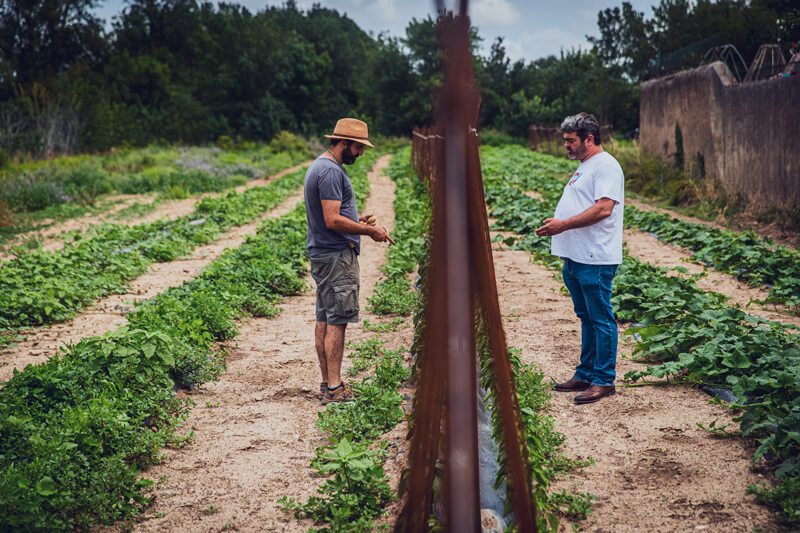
[[99, 154, 412, 533], [491, 236, 777, 532], [3, 155, 784, 531]]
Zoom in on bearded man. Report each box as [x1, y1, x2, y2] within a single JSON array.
[[535, 112, 625, 404], [303, 118, 394, 404]]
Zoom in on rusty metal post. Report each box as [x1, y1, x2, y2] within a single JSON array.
[[439, 13, 481, 533], [465, 112, 538, 533], [403, 4, 538, 533]]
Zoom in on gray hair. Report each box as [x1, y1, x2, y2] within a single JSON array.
[[560, 112, 602, 145]]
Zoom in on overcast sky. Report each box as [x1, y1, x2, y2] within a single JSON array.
[[94, 0, 658, 64]]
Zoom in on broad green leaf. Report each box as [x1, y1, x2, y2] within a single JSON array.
[[36, 477, 58, 496]]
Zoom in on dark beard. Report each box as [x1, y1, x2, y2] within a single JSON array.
[[566, 142, 587, 161], [341, 144, 358, 165]]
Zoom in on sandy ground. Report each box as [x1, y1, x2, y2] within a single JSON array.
[[2, 155, 784, 531], [0, 162, 312, 261], [491, 232, 778, 531], [624, 227, 800, 328]]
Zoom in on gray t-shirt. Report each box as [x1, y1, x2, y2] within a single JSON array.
[[304, 157, 360, 257]]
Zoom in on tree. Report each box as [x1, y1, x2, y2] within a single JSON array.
[[588, 2, 655, 83], [0, 0, 107, 94]]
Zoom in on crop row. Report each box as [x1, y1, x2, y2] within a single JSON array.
[[0, 150, 380, 531], [625, 207, 800, 309], [277, 151, 415, 531], [0, 164, 309, 345], [482, 144, 800, 311], [480, 144, 800, 527], [367, 146, 429, 317], [280, 149, 424, 531]]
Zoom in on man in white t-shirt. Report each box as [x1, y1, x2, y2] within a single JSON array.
[[535, 112, 624, 404]]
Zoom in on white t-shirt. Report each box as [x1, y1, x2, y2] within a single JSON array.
[[551, 151, 624, 265]]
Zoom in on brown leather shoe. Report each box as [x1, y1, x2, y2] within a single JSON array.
[[553, 377, 590, 392], [574, 385, 616, 404]]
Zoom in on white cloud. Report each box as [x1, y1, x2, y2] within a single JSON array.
[[502, 28, 590, 63], [363, 0, 401, 26], [471, 0, 520, 26]]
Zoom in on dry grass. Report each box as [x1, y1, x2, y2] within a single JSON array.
[[0, 200, 13, 227]]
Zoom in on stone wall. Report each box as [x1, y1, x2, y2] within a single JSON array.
[[639, 61, 800, 211]]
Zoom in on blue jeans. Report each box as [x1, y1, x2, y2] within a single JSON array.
[[562, 258, 619, 387]]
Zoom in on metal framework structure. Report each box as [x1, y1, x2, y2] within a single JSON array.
[[744, 44, 787, 82], [398, 4, 538, 532], [701, 44, 749, 82]]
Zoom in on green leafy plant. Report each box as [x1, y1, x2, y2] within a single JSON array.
[[346, 336, 388, 376], [361, 317, 405, 333], [0, 164, 310, 347], [279, 438, 392, 533], [696, 419, 738, 437], [0, 146, 351, 529]]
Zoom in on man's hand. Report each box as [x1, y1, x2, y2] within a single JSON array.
[[369, 225, 396, 245], [535, 198, 616, 237], [359, 214, 377, 226], [535, 218, 568, 236]]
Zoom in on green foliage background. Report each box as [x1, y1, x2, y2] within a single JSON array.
[[1, 0, 796, 158]]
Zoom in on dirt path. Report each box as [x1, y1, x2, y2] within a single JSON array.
[[0, 162, 312, 261], [491, 236, 777, 532], [624, 227, 800, 328], [0, 183, 308, 383], [109, 154, 414, 532]]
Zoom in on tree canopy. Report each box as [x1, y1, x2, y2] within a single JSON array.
[[0, 0, 796, 156]]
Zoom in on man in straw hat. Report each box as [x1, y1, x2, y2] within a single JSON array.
[[304, 118, 395, 404]]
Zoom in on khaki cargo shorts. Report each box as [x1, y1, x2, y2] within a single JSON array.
[[309, 246, 360, 325]]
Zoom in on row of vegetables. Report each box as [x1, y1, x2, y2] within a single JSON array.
[[0, 162, 308, 348], [5, 141, 796, 530]]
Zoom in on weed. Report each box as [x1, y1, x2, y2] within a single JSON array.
[[361, 317, 405, 333], [696, 419, 738, 437], [279, 439, 392, 532], [549, 489, 596, 520]]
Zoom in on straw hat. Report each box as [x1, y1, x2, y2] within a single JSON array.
[[324, 118, 375, 148]]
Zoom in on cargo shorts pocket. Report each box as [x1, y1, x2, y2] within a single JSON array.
[[333, 284, 359, 319]]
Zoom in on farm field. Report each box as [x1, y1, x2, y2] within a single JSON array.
[[1, 145, 797, 531]]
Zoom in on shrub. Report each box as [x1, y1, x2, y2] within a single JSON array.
[[0, 200, 13, 227], [479, 128, 527, 147], [268, 130, 312, 159]]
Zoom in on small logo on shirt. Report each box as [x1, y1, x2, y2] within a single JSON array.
[[568, 172, 583, 186]]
